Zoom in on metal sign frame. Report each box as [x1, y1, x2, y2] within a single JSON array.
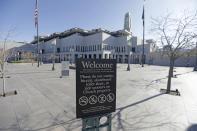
[[82, 113, 112, 131]]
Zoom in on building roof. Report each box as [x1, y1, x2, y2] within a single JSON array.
[[0, 41, 26, 50], [0, 41, 35, 52], [31, 28, 132, 44]]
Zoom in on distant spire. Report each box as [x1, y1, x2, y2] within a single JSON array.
[[124, 12, 132, 33]]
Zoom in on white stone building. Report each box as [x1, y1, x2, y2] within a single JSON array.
[[30, 12, 157, 64]]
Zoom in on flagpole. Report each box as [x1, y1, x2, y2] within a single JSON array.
[[36, 0, 40, 67], [142, 0, 145, 67]]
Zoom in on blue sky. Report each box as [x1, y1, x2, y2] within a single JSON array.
[[0, 0, 196, 42]]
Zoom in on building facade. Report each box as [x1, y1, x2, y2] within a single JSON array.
[[30, 12, 157, 64]]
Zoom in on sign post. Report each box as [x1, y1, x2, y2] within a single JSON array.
[[76, 59, 116, 130]]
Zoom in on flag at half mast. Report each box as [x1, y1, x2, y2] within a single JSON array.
[[142, 0, 145, 25], [35, 0, 38, 28]]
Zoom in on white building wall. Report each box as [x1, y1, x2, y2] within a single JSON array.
[[36, 31, 157, 64], [40, 39, 53, 54], [60, 33, 84, 53], [84, 32, 102, 53]]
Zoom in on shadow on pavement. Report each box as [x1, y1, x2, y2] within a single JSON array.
[[16, 117, 81, 131], [145, 77, 167, 88], [175, 71, 194, 77], [187, 124, 197, 131], [112, 93, 165, 131], [20, 93, 164, 131], [145, 70, 194, 88], [113, 93, 164, 119]]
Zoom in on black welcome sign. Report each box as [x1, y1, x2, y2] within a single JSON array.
[[76, 59, 116, 118]]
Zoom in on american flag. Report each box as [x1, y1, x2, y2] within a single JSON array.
[[142, 6, 144, 20], [35, 0, 38, 28], [142, 0, 145, 26]]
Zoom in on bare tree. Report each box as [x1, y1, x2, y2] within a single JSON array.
[[0, 28, 16, 96], [151, 11, 197, 93]]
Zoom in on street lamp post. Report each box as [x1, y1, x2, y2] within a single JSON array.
[[40, 50, 42, 65], [70, 48, 74, 65], [194, 42, 197, 71], [17, 51, 20, 61], [15, 54, 17, 61], [127, 40, 132, 71], [52, 39, 56, 71]]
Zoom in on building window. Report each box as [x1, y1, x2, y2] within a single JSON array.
[[57, 48, 60, 53], [94, 54, 96, 59], [42, 49, 45, 54], [132, 47, 135, 53], [105, 54, 107, 59], [99, 54, 102, 59]]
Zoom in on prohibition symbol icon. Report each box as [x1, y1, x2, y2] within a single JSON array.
[[89, 95, 97, 104], [79, 96, 88, 106], [107, 93, 115, 102], [98, 94, 106, 103]]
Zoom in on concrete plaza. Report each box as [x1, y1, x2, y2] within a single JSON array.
[[0, 63, 197, 131]]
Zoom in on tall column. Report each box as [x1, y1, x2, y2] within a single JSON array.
[[72, 54, 75, 63], [95, 54, 98, 59], [102, 54, 105, 59]]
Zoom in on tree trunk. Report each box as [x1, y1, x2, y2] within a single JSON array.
[[167, 56, 174, 93], [171, 59, 174, 77]]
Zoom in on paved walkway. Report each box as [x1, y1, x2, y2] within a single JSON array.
[[0, 63, 196, 131]]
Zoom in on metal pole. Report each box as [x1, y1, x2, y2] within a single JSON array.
[[70, 48, 73, 65], [40, 50, 42, 65], [71, 49, 73, 65], [127, 46, 130, 71], [15, 54, 16, 61], [194, 42, 197, 71], [17, 51, 19, 61], [142, 0, 145, 67], [52, 45, 55, 71], [2, 40, 6, 96], [142, 27, 145, 67], [36, 0, 40, 67]]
